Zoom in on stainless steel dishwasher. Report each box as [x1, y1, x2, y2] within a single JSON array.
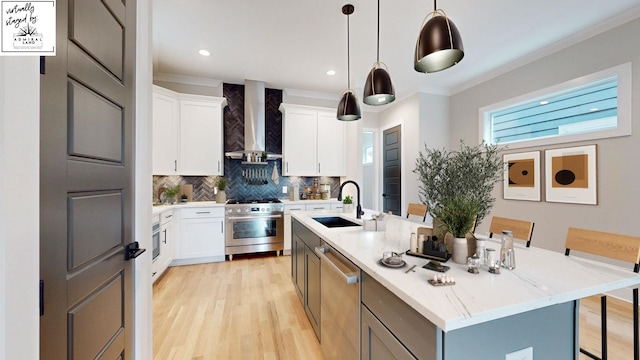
[[315, 241, 360, 359]]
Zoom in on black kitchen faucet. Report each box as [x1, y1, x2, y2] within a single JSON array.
[[338, 180, 364, 219]]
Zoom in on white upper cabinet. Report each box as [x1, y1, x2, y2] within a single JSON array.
[[280, 104, 346, 176], [152, 85, 227, 176], [316, 111, 346, 176], [152, 89, 179, 174]]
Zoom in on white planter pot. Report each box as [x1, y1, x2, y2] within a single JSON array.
[[216, 190, 226, 203], [452, 237, 468, 264], [343, 204, 354, 213]]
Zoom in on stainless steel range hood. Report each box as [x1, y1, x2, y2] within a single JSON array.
[[225, 80, 282, 160]]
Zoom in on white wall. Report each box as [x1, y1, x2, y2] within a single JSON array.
[[0, 57, 40, 360], [419, 91, 450, 151], [449, 17, 640, 297]]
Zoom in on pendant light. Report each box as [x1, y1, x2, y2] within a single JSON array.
[[363, 0, 395, 106], [337, 4, 361, 121], [414, 0, 464, 73]]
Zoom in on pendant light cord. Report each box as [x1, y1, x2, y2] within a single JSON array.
[[347, 11, 351, 89], [376, 0, 380, 62]]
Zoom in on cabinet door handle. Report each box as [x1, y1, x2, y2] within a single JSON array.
[[286, 162, 288, 173], [196, 211, 211, 214], [218, 160, 220, 172], [163, 229, 167, 244], [165, 214, 172, 219], [174, 160, 177, 172], [221, 222, 224, 233], [318, 163, 320, 173]]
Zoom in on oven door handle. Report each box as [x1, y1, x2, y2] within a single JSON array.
[[226, 214, 283, 220]]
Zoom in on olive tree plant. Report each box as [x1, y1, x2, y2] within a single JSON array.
[[414, 141, 504, 226]]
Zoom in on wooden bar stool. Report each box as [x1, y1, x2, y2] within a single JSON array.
[[564, 227, 640, 360], [406, 203, 428, 222], [488, 216, 535, 247]]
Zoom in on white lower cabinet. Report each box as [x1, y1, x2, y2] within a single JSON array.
[[172, 207, 226, 266]]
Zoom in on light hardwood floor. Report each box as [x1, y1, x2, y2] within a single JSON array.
[[153, 254, 636, 359], [153, 254, 324, 360]]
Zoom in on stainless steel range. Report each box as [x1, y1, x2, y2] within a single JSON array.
[[225, 198, 284, 260]]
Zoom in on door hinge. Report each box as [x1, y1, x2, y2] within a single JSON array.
[[39, 280, 44, 316]]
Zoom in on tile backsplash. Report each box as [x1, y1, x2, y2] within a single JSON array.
[[153, 83, 341, 202], [153, 170, 340, 202]]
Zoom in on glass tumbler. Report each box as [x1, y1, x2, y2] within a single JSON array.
[[500, 230, 516, 269]]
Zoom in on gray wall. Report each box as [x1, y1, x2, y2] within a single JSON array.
[[449, 18, 640, 278]]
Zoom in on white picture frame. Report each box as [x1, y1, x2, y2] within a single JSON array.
[[503, 151, 541, 202], [544, 145, 597, 205]]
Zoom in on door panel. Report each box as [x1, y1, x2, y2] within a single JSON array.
[[69, 275, 124, 360], [68, 192, 123, 270], [40, 0, 136, 358], [383, 125, 401, 215], [68, 81, 123, 162], [69, 0, 124, 79]]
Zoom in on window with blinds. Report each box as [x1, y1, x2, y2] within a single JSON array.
[[479, 63, 631, 149]]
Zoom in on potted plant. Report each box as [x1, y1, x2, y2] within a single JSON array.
[[162, 185, 180, 204], [216, 176, 227, 203], [342, 195, 354, 213], [414, 140, 504, 260], [432, 197, 481, 264]]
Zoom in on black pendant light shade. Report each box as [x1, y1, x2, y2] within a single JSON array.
[[363, 62, 395, 105], [337, 4, 361, 121], [363, 0, 395, 106], [337, 88, 362, 121], [414, 5, 464, 73]]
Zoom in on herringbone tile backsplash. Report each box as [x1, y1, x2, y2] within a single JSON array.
[[153, 84, 340, 202]]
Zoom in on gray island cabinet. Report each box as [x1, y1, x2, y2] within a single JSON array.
[[291, 210, 640, 360]]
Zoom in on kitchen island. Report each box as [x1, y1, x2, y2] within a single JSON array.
[[291, 210, 640, 359]]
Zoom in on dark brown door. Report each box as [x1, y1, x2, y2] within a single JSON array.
[[40, 0, 137, 358], [382, 125, 401, 215]]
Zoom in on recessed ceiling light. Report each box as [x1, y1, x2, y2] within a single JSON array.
[[326, 70, 336, 76], [199, 49, 210, 56], [539, 100, 549, 105]]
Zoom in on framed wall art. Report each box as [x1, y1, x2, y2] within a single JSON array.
[[545, 145, 597, 205], [503, 151, 541, 201]]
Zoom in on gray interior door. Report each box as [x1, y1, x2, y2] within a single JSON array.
[[39, 0, 137, 358], [382, 125, 401, 215]]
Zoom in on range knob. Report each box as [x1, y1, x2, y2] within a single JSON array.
[[236, 209, 241, 213]]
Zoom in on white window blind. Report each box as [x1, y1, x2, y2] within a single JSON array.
[[479, 62, 631, 149]]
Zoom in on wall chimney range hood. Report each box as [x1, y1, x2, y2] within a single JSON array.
[[225, 80, 282, 160]]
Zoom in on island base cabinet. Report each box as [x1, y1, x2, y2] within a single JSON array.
[[305, 246, 321, 339], [292, 234, 305, 301], [361, 273, 437, 359], [362, 307, 417, 360], [441, 301, 576, 360]]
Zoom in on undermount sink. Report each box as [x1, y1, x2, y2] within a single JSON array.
[[312, 216, 361, 228]]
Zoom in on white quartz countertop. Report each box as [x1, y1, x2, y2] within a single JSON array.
[[291, 210, 640, 332], [152, 201, 223, 215]]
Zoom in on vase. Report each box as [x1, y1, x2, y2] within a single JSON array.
[[452, 237, 468, 264], [343, 204, 353, 213], [216, 190, 226, 203]]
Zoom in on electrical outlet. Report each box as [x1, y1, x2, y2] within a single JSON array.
[[505, 347, 533, 360], [282, 186, 288, 194]]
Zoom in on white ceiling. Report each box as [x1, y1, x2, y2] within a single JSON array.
[[153, 0, 640, 103]]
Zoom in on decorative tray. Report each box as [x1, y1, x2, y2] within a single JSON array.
[[405, 250, 451, 263], [428, 274, 456, 286]]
